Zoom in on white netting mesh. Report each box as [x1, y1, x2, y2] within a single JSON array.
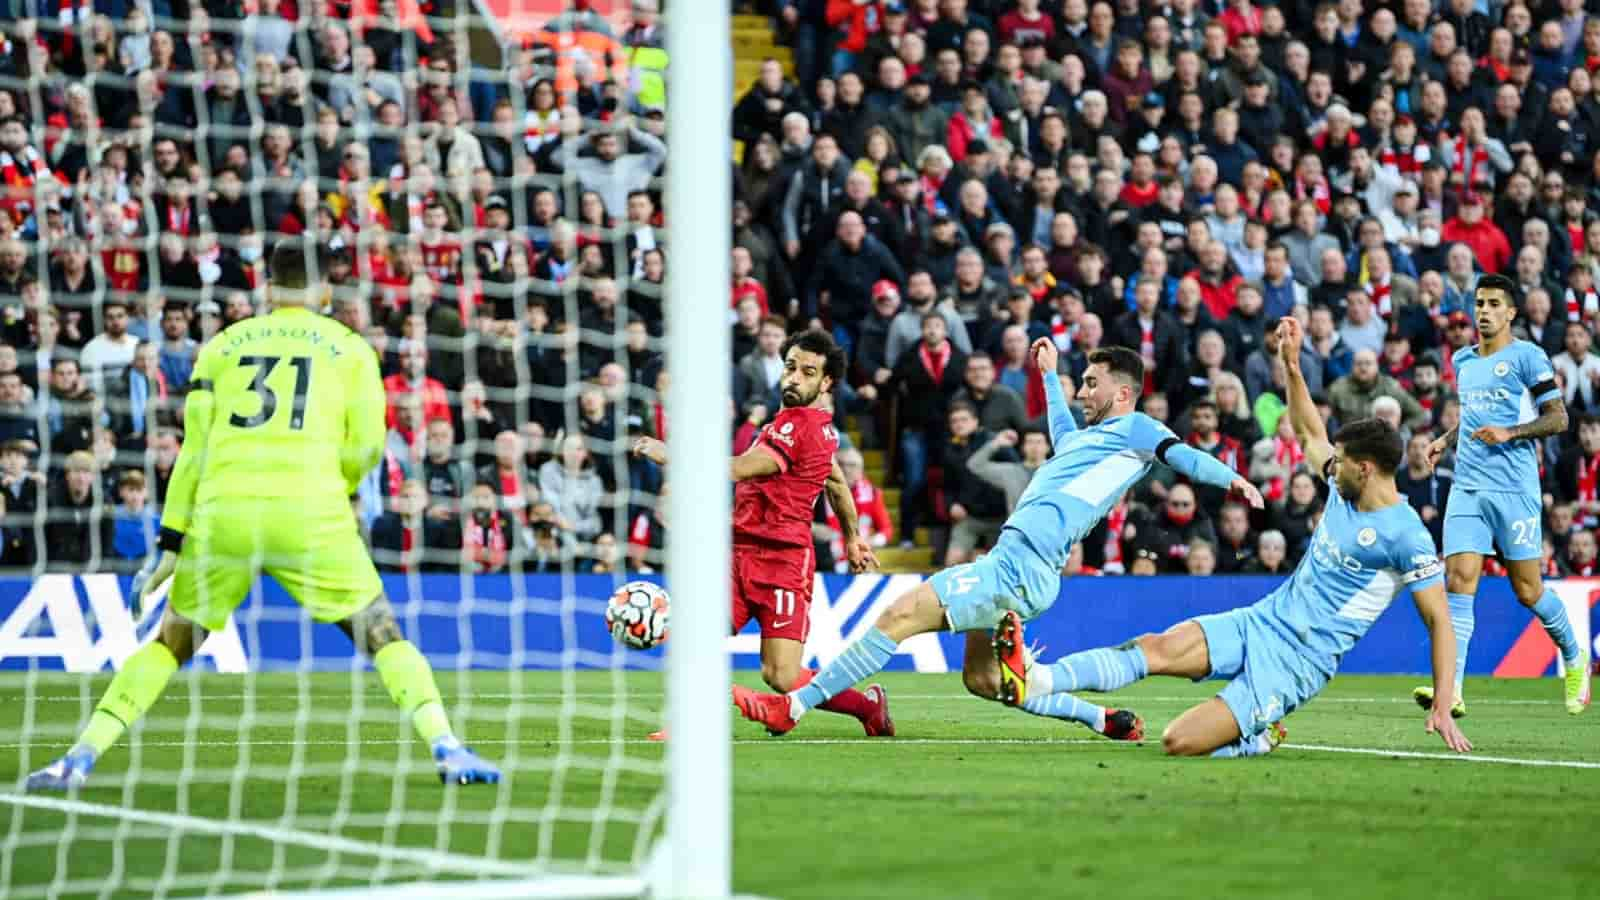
[[0, 1, 683, 895]]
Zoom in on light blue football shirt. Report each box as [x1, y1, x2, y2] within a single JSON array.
[[1253, 463, 1445, 676], [1004, 373, 1239, 571], [1452, 340, 1560, 497]]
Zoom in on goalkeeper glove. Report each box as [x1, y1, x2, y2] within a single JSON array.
[[131, 528, 185, 619], [129, 550, 177, 620]]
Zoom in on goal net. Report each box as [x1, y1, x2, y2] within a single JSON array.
[[0, 1, 729, 897]]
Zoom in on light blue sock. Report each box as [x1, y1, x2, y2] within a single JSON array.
[[1531, 589, 1582, 665], [1447, 592, 1474, 700], [794, 628, 897, 713], [1021, 692, 1105, 732], [1209, 731, 1274, 759], [1045, 643, 1149, 693]]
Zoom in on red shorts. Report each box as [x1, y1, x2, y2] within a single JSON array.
[[730, 542, 815, 642]]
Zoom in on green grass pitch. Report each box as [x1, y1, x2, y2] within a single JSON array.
[[1, 670, 1596, 899]]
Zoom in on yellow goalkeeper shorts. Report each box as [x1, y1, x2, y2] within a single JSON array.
[[167, 498, 383, 633]]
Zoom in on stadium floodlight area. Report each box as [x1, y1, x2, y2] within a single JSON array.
[[0, 1, 732, 897]]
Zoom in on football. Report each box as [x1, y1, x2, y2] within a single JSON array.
[[605, 581, 670, 650]]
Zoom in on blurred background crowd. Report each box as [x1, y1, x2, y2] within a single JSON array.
[[3, 0, 1600, 579]]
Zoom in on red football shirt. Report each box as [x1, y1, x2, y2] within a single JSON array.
[[733, 406, 838, 549], [101, 247, 141, 292], [420, 239, 463, 285]]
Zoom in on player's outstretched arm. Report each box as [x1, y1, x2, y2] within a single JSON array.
[[1152, 426, 1265, 509], [1031, 337, 1078, 449], [826, 458, 878, 573], [634, 431, 783, 482], [1412, 583, 1473, 753], [1276, 317, 1334, 475], [1131, 411, 1264, 508], [730, 443, 783, 481]]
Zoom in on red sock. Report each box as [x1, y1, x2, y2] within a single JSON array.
[[792, 668, 877, 721]]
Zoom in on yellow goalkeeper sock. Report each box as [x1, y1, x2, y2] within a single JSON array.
[[79, 642, 180, 756], [373, 641, 454, 745]]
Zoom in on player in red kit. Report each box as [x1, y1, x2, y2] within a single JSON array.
[[632, 330, 894, 737]]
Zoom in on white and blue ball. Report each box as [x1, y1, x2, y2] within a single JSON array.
[[606, 581, 670, 650]]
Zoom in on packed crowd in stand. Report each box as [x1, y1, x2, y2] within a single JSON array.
[[3, 0, 1600, 580], [737, 0, 1600, 578]]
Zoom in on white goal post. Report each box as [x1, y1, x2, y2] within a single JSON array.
[[659, 0, 734, 897]]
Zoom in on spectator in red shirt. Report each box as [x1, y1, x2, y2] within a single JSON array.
[[417, 200, 464, 289], [1217, 0, 1264, 45], [826, 0, 887, 77], [97, 204, 142, 292], [477, 429, 532, 522], [383, 339, 452, 428], [1119, 153, 1160, 208], [946, 81, 1004, 163], [1441, 191, 1512, 274], [461, 483, 511, 574], [733, 402, 770, 454], [1186, 398, 1246, 514], [825, 447, 893, 568], [998, 0, 1055, 46], [731, 245, 769, 316], [1187, 240, 1245, 320], [628, 484, 667, 572]]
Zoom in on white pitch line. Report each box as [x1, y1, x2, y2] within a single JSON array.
[[743, 738, 1600, 769], [14, 693, 1564, 706], [0, 736, 1116, 751], [7, 736, 1598, 769], [1283, 743, 1600, 770], [737, 739, 1600, 769], [0, 792, 543, 877]]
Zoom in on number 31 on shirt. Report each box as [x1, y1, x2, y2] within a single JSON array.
[[230, 355, 313, 431]]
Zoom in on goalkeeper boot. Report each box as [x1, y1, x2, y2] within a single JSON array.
[[1565, 647, 1591, 716], [432, 739, 501, 786], [1412, 686, 1467, 719], [1102, 709, 1145, 742], [991, 611, 1030, 707], [730, 685, 797, 735], [24, 747, 95, 793]]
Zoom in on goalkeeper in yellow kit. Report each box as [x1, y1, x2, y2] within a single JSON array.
[[26, 238, 499, 791]]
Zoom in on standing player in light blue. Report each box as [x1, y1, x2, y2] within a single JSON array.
[[732, 339, 1264, 737], [1413, 273, 1590, 717], [992, 318, 1472, 758]]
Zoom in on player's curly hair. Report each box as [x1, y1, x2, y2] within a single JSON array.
[[781, 330, 847, 389], [1332, 418, 1403, 475]]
